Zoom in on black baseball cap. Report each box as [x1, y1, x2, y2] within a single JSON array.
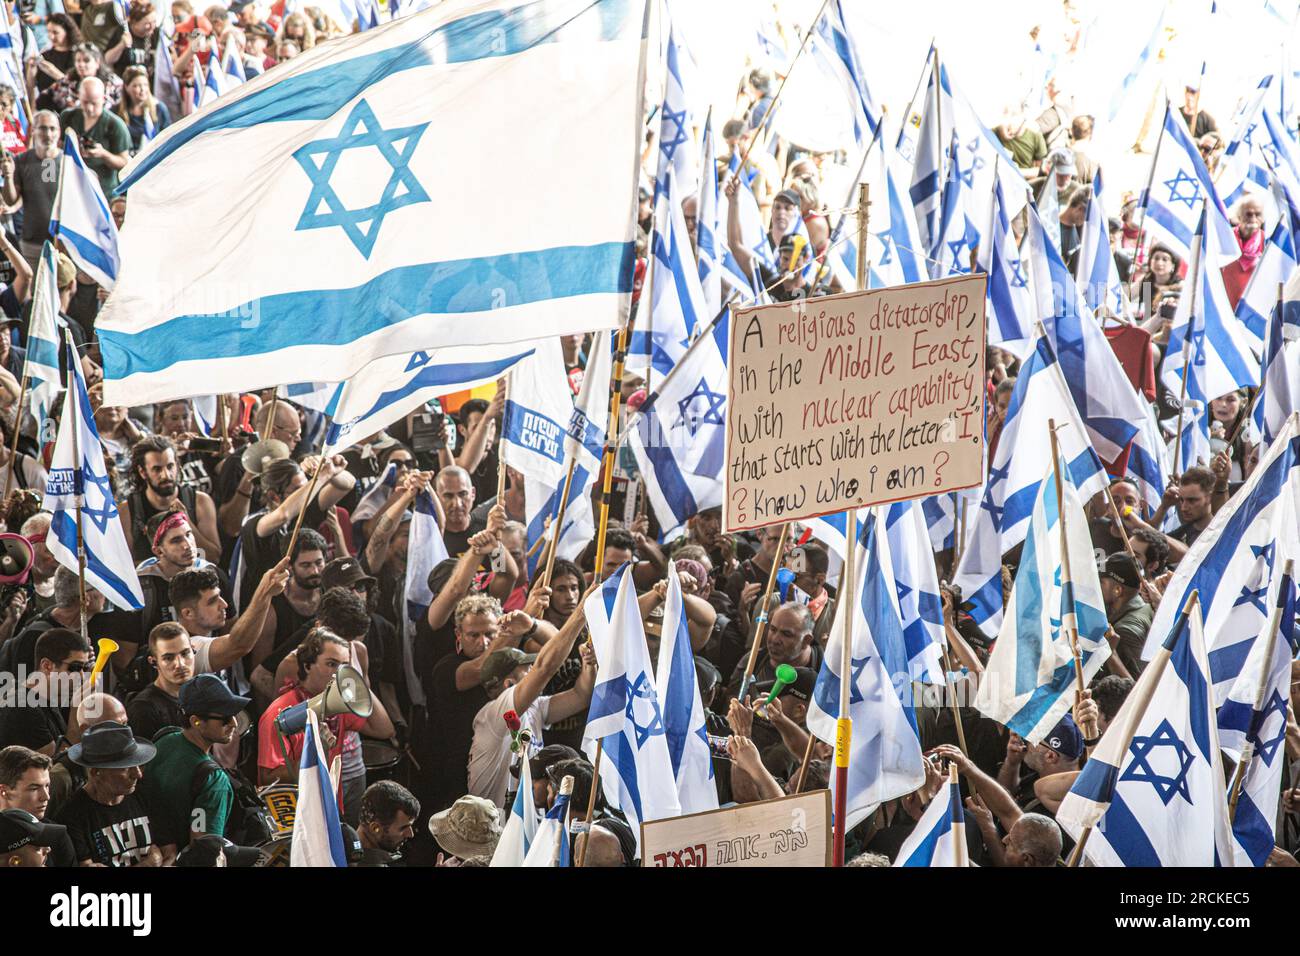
[[178, 674, 251, 718], [322, 556, 376, 591], [0, 809, 66, 853], [1100, 552, 1141, 589], [774, 188, 801, 208], [175, 834, 264, 867]]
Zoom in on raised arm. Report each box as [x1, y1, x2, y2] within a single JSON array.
[[207, 558, 290, 672]]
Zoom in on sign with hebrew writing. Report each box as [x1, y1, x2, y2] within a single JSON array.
[[724, 275, 986, 532], [640, 790, 831, 867]]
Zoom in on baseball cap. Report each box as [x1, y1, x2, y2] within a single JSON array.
[[1100, 552, 1141, 589], [322, 556, 376, 592], [66, 723, 157, 769], [175, 834, 264, 867], [479, 648, 535, 687], [179, 673, 252, 718], [1041, 714, 1084, 761], [1049, 148, 1076, 174], [774, 188, 801, 209], [0, 809, 66, 853]]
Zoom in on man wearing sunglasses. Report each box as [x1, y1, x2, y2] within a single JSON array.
[[137, 674, 249, 847], [0, 628, 90, 756]]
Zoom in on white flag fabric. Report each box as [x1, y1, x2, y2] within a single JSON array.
[[98, 0, 646, 405], [50, 134, 121, 291], [582, 562, 681, 851], [1057, 604, 1235, 867], [806, 509, 926, 830], [500, 337, 573, 489], [23, 242, 65, 441], [489, 744, 538, 866], [974, 459, 1111, 743], [290, 709, 348, 867], [655, 562, 717, 815], [1252, 271, 1300, 449], [401, 487, 448, 710], [892, 774, 965, 867], [520, 787, 571, 867], [44, 338, 144, 611]]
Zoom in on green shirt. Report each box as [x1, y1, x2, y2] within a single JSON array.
[[136, 728, 233, 845], [997, 125, 1047, 171], [58, 108, 131, 197]]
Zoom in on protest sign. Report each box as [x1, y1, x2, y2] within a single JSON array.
[[641, 791, 831, 867], [724, 276, 986, 532]]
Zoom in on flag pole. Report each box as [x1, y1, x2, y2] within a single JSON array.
[[1066, 588, 1202, 866], [283, 456, 328, 561], [1048, 418, 1096, 739], [793, 725, 818, 793], [2, 371, 27, 502], [737, 520, 790, 702], [832, 506, 857, 867], [1228, 559, 1293, 822], [64, 333, 88, 644], [949, 763, 967, 867], [539, 456, 578, 588]]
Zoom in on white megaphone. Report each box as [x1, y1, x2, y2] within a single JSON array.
[[275, 664, 372, 737]]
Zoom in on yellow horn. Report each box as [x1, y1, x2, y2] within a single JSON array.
[[86, 638, 119, 692]]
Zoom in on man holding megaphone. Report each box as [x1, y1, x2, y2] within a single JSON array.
[[256, 628, 395, 788]]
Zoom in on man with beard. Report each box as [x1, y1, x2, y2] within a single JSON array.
[[248, 529, 327, 692], [120, 436, 221, 562], [153, 399, 215, 495], [125, 624, 196, 741], [357, 780, 420, 865], [171, 560, 289, 679]]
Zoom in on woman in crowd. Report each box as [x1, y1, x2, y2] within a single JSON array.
[[39, 43, 124, 113], [115, 65, 171, 155]]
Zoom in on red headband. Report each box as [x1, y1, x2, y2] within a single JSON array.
[[152, 511, 191, 549]]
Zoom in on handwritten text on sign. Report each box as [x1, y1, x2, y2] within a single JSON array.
[[724, 275, 986, 532], [641, 791, 831, 868]]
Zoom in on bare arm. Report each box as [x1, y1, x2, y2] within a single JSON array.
[[426, 531, 495, 630], [363, 474, 422, 571], [453, 611, 551, 692], [931, 744, 1022, 832], [727, 734, 784, 802], [544, 640, 597, 723], [206, 559, 290, 672], [455, 388, 504, 473], [509, 586, 596, 716], [1032, 770, 1081, 815], [217, 466, 256, 538], [724, 174, 755, 279]]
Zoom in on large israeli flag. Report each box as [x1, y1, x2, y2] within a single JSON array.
[[1225, 565, 1297, 866], [1138, 413, 1300, 700], [44, 338, 144, 612], [953, 335, 1108, 632], [806, 509, 926, 830], [1141, 104, 1238, 267], [322, 343, 534, 454], [974, 458, 1111, 743], [583, 562, 681, 851], [290, 710, 348, 867], [810, 0, 878, 151], [626, 314, 727, 541], [981, 177, 1035, 358], [1252, 273, 1300, 448], [1057, 603, 1235, 867], [656, 562, 717, 814], [1160, 205, 1261, 470], [50, 134, 120, 291], [98, 0, 647, 406]]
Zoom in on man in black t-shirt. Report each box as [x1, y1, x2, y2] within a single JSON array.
[[125, 624, 194, 742], [0, 629, 90, 756], [435, 465, 487, 557], [57, 724, 167, 867]]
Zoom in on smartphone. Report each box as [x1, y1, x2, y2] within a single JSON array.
[[188, 436, 222, 454], [410, 412, 446, 453]]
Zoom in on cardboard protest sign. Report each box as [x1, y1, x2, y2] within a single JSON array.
[[641, 791, 831, 867], [724, 275, 986, 531]]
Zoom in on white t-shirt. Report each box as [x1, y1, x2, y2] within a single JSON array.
[[467, 686, 550, 810]]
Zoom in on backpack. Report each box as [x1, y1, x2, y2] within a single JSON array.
[[189, 756, 278, 847]]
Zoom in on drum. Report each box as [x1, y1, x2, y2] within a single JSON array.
[[257, 834, 292, 868], [362, 739, 406, 785]]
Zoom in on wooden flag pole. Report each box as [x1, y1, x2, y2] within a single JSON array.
[[2, 372, 28, 502], [793, 726, 818, 793], [736, 520, 790, 703], [1228, 558, 1294, 823], [950, 763, 968, 868], [832, 506, 858, 867], [940, 645, 970, 756], [1048, 418, 1096, 739], [592, 321, 634, 578], [283, 457, 328, 562], [540, 456, 578, 589]]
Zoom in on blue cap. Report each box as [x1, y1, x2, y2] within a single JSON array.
[[1042, 714, 1084, 761], [179, 674, 251, 718]]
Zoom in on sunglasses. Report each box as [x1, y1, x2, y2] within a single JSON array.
[[199, 714, 237, 724], [63, 661, 91, 672]]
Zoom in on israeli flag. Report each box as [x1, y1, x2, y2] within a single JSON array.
[[351, 461, 400, 524], [625, 314, 727, 541], [892, 772, 965, 867], [1234, 198, 1297, 351], [583, 562, 681, 851], [323, 343, 534, 454], [44, 338, 144, 612], [695, 111, 722, 318], [1106, 5, 1164, 123], [1138, 413, 1300, 700], [883, 500, 946, 685], [932, 131, 979, 278], [1076, 170, 1128, 320], [1036, 176, 1062, 255], [1219, 80, 1275, 211], [974, 458, 1111, 743], [290, 710, 348, 867], [521, 785, 571, 867], [524, 469, 593, 578], [23, 243, 65, 442], [1252, 272, 1300, 448], [490, 740, 539, 866], [656, 561, 717, 814], [500, 338, 572, 489], [1057, 602, 1235, 867], [402, 487, 447, 709], [1141, 104, 1239, 267], [806, 509, 926, 830], [50, 134, 120, 291], [98, 0, 646, 406], [198, 52, 227, 108], [718, 177, 770, 297], [1160, 205, 1260, 470], [1026, 203, 1149, 463], [953, 334, 1108, 632], [811, 0, 878, 150], [652, 22, 696, 199], [564, 329, 610, 479], [223, 39, 248, 86], [1226, 565, 1297, 866], [153, 37, 181, 119], [1127, 407, 1170, 519], [981, 176, 1035, 358]]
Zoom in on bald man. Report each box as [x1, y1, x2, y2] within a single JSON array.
[[1001, 813, 1063, 867], [575, 825, 625, 868], [58, 76, 131, 196]]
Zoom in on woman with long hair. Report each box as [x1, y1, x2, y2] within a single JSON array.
[[277, 11, 315, 51], [116, 65, 171, 155], [40, 43, 125, 112], [29, 12, 81, 100]]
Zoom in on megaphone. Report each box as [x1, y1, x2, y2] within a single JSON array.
[[276, 664, 372, 737], [241, 438, 290, 477], [0, 533, 34, 584]]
